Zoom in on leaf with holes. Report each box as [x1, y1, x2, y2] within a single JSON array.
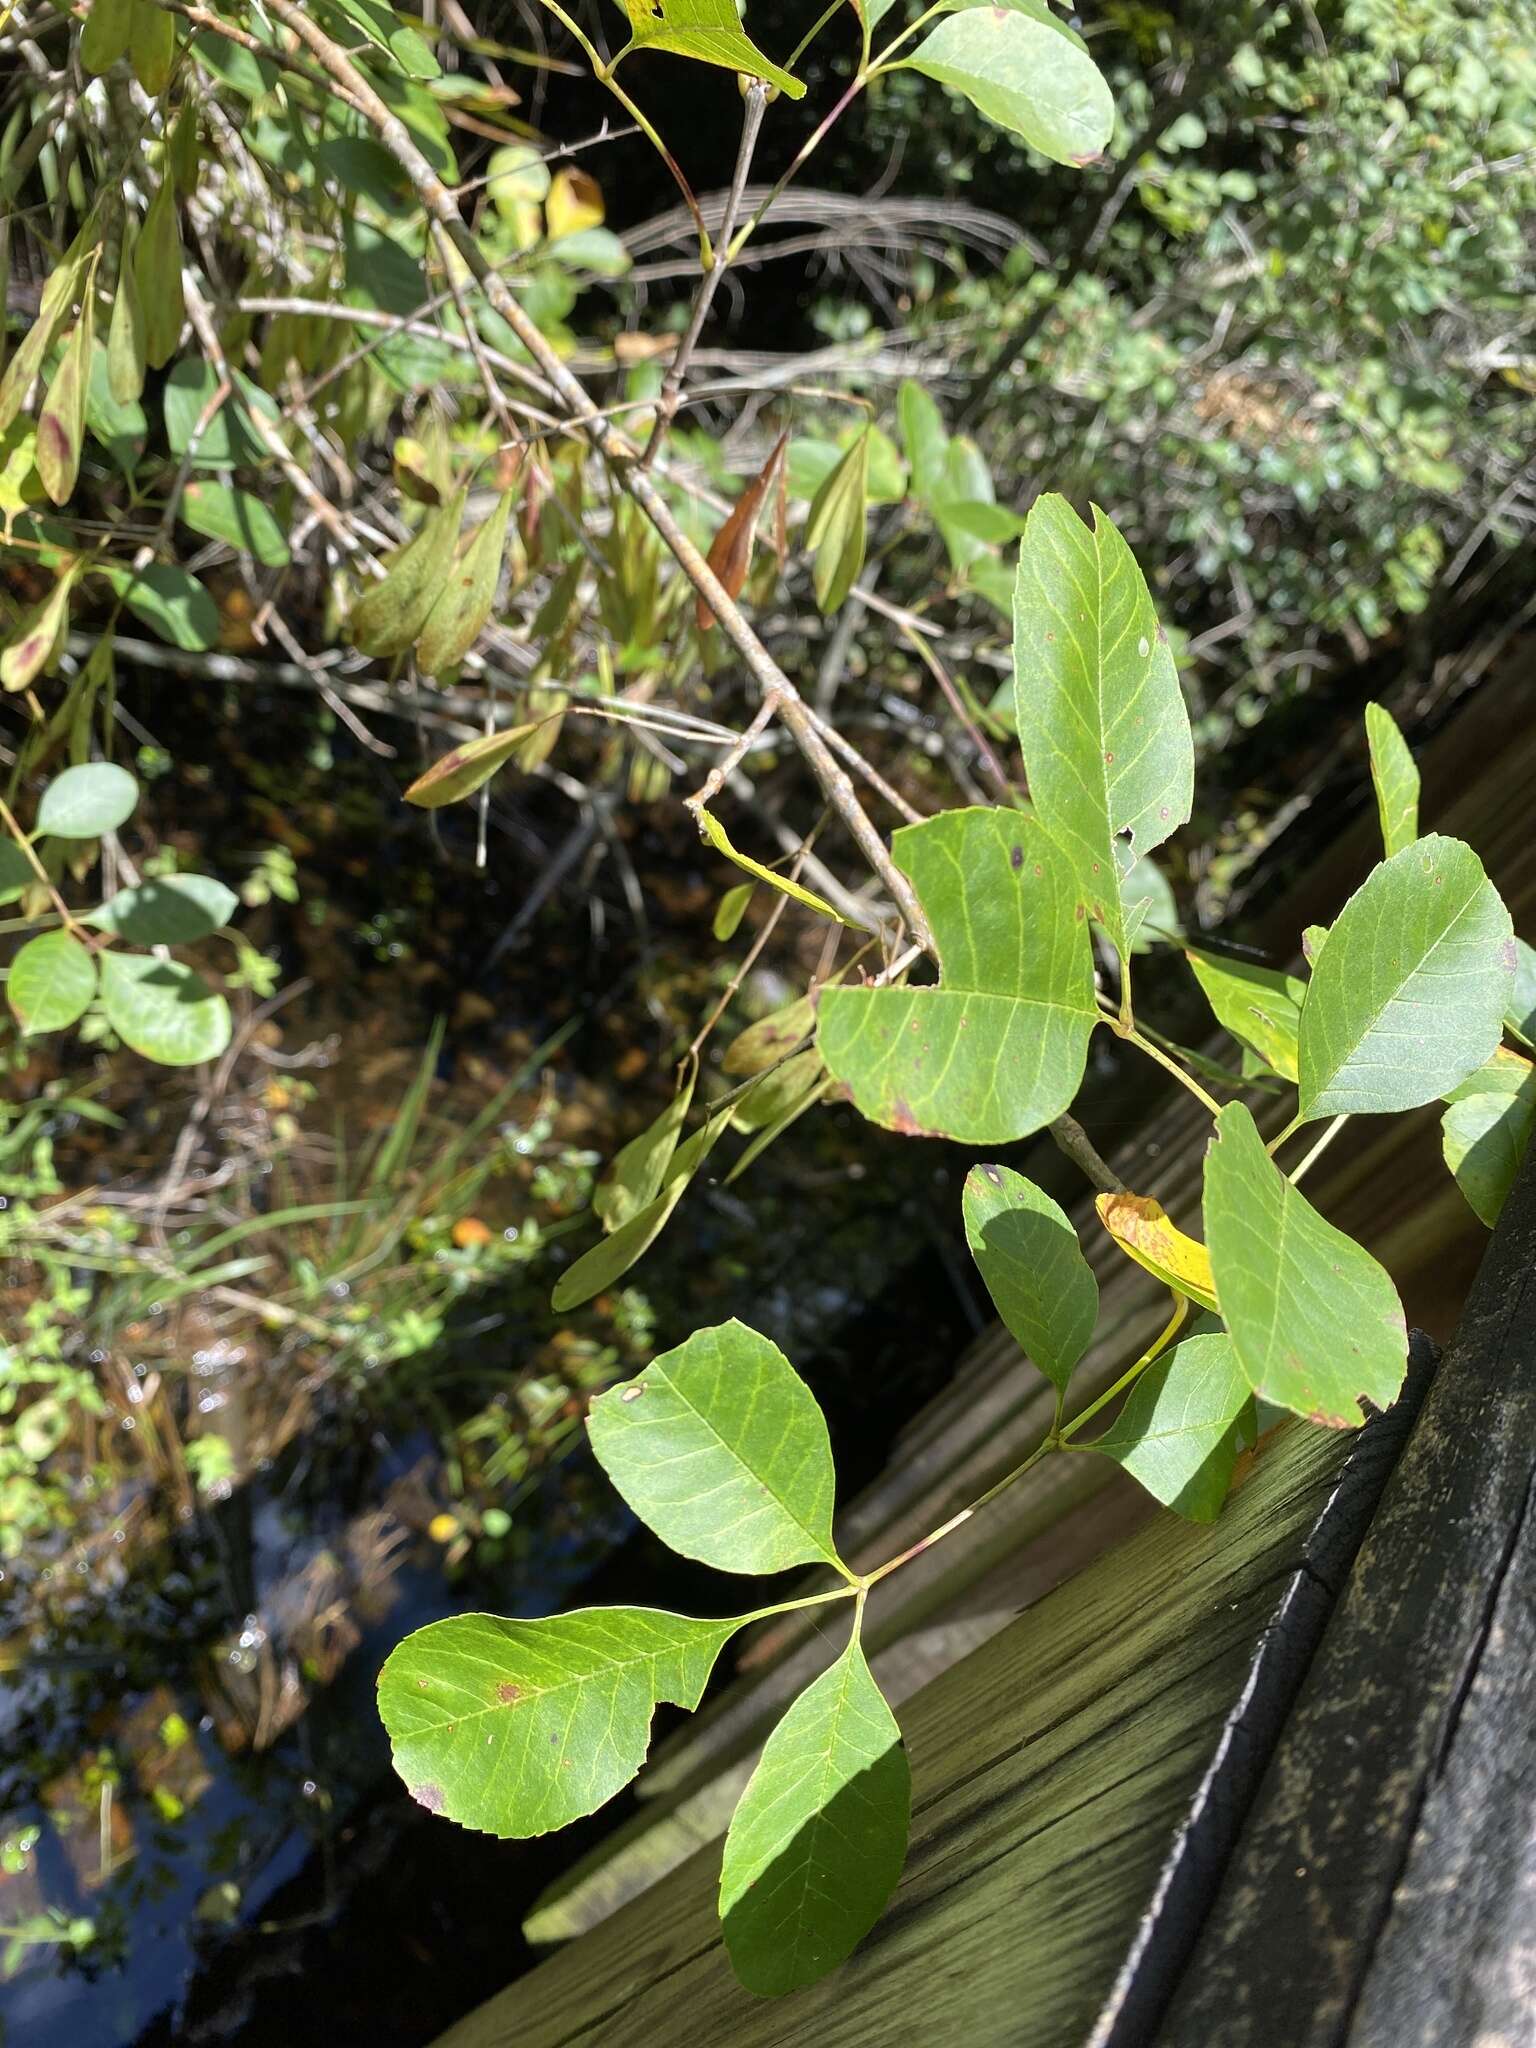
[[612, 0, 805, 97], [1442, 1047, 1536, 1228], [378, 1607, 745, 1837], [720, 1635, 909, 1995], [962, 1163, 1097, 1395], [1204, 1102, 1407, 1426], [818, 807, 1097, 1143], [903, 2, 1114, 165], [99, 953, 231, 1067], [1088, 1330, 1252, 1523], [6, 930, 97, 1035], [1297, 836, 1513, 1120], [1095, 1190, 1217, 1312], [1364, 702, 1419, 858], [1186, 948, 1305, 1082], [587, 1321, 842, 1575], [1013, 496, 1193, 963]]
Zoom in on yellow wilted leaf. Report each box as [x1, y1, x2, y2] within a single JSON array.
[[546, 168, 604, 240], [697, 430, 788, 632], [1095, 1192, 1218, 1312], [403, 718, 546, 808], [693, 807, 858, 928], [351, 488, 467, 658], [0, 228, 92, 434], [1, 565, 80, 694], [415, 487, 517, 677]]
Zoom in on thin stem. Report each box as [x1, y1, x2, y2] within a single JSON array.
[[863, 1438, 1053, 1586], [1288, 1112, 1348, 1186], [1060, 1294, 1190, 1444], [896, 617, 1018, 807], [1266, 1111, 1304, 1156], [0, 795, 79, 933], [1109, 1006, 1224, 1117], [642, 80, 768, 465], [740, 1582, 859, 1627]]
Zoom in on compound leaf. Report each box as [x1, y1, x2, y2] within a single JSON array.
[[1088, 1330, 1251, 1523], [1297, 835, 1513, 1120], [818, 806, 1097, 1143], [720, 1636, 909, 1996], [1364, 701, 1419, 858], [6, 930, 97, 1034], [378, 1607, 745, 1837], [962, 1163, 1097, 1394], [587, 1320, 841, 1575], [1013, 496, 1193, 962], [1204, 1102, 1407, 1427]]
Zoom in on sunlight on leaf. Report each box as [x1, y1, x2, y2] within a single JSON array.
[[962, 1163, 1097, 1394], [1095, 1190, 1217, 1312], [612, 0, 806, 96], [1364, 701, 1419, 858], [693, 807, 858, 927], [1088, 1330, 1252, 1523], [1441, 1046, 1536, 1228], [1186, 948, 1304, 1082]]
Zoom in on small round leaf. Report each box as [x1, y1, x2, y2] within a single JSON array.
[[36, 762, 139, 839], [7, 929, 98, 1034], [99, 952, 232, 1066]]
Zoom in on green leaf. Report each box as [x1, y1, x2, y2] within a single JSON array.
[[0, 226, 90, 436], [102, 562, 220, 651], [107, 220, 147, 405], [587, 1320, 842, 1575], [1364, 702, 1419, 858], [129, 0, 176, 95], [712, 881, 754, 941], [6, 930, 97, 1034], [86, 340, 148, 477], [1013, 496, 1193, 962], [592, 1066, 696, 1233], [1186, 948, 1305, 1082], [98, 952, 232, 1066], [611, 0, 806, 98], [722, 993, 815, 1076], [1441, 1047, 1536, 1228], [351, 488, 468, 658], [1505, 935, 1536, 1046], [80, 0, 135, 74], [551, 1100, 733, 1310], [0, 842, 35, 905], [37, 761, 139, 838], [403, 718, 544, 808], [694, 807, 856, 928], [378, 1607, 745, 1837], [898, 378, 949, 504], [934, 436, 994, 574], [1204, 1101, 1407, 1427], [818, 807, 1097, 1142], [89, 874, 238, 945], [730, 1048, 823, 1131], [1121, 850, 1181, 952], [320, 0, 441, 79], [134, 175, 184, 370], [962, 1162, 1097, 1395], [1297, 835, 1514, 1120], [937, 499, 1028, 546], [179, 481, 290, 567], [163, 361, 280, 469], [720, 1636, 909, 1996], [804, 429, 870, 615], [904, 5, 1114, 164], [416, 488, 516, 676], [1088, 1331, 1251, 1523]]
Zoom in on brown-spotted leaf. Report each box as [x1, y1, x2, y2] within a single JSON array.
[[697, 431, 788, 632], [403, 718, 545, 808], [1096, 1191, 1218, 1312]]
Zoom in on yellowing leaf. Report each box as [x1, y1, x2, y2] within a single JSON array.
[[1095, 1191, 1217, 1312], [546, 168, 604, 240], [0, 228, 91, 434], [804, 428, 869, 615], [37, 300, 94, 506], [416, 487, 516, 676], [1, 565, 80, 693], [351, 487, 467, 658], [403, 718, 544, 808], [694, 807, 857, 928], [611, 0, 806, 97]]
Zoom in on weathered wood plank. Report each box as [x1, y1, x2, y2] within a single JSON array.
[[1158, 1141, 1536, 2046], [435, 1389, 1414, 2048]]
